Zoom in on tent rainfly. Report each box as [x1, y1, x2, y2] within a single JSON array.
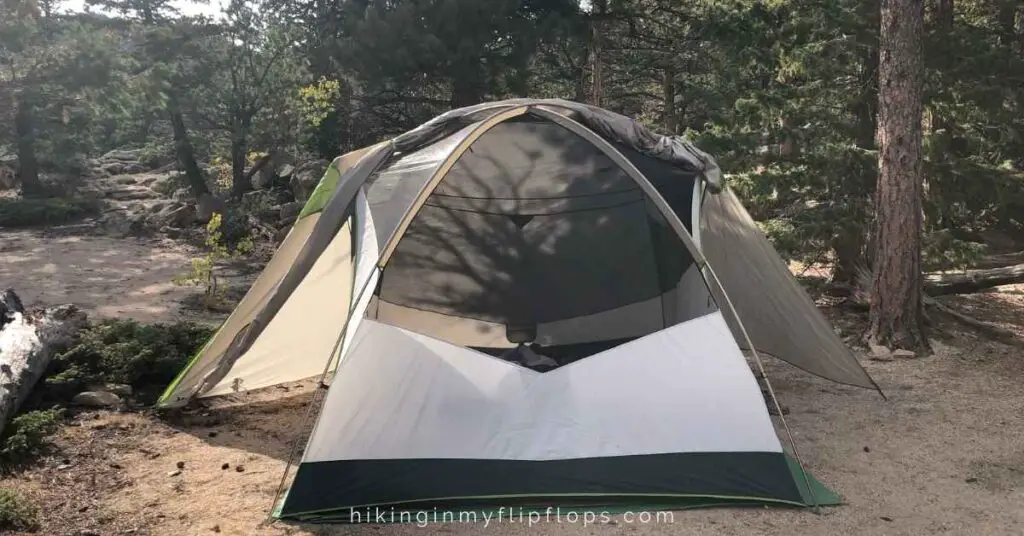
[[158, 99, 880, 523]]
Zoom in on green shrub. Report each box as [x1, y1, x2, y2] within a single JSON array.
[[0, 197, 100, 228], [0, 488, 39, 532], [0, 408, 64, 466], [45, 319, 215, 404]]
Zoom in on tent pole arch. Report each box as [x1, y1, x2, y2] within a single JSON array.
[[376, 105, 530, 267], [187, 142, 395, 400], [525, 106, 820, 512]]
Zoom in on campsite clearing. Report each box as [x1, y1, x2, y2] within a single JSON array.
[[1, 319, 1022, 535]]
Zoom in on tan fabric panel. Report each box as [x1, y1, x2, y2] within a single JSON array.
[[158, 215, 320, 406], [374, 265, 715, 348], [699, 188, 878, 390], [203, 219, 356, 397]]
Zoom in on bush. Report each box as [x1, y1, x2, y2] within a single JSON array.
[[0, 197, 100, 228], [0, 488, 39, 532], [0, 408, 64, 466], [45, 319, 215, 404]]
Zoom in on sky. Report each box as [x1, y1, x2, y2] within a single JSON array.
[[59, 0, 224, 18]]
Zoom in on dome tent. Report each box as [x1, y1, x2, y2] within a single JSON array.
[[158, 99, 878, 523]]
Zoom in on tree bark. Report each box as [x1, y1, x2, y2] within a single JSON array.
[[0, 290, 88, 437], [13, 96, 45, 198], [230, 133, 250, 198], [166, 92, 209, 197], [588, 0, 607, 107], [868, 0, 930, 352], [662, 65, 676, 134]]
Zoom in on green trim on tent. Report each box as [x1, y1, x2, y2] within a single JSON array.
[[155, 324, 221, 406], [297, 160, 342, 220], [272, 452, 839, 524]]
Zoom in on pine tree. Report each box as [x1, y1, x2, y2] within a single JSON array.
[[868, 0, 930, 352]]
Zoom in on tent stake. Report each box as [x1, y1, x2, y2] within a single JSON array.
[[702, 263, 822, 514]]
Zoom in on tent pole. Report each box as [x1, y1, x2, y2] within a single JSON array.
[[265, 260, 382, 524], [701, 263, 822, 514]]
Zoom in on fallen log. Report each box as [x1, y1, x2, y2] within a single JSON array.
[[924, 263, 1024, 296], [0, 289, 88, 437]]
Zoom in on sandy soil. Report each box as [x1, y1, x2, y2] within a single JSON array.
[[0, 226, 250, 324], [2, 225, 1023, 536]]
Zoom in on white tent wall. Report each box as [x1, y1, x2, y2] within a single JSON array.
[[302, 311, 783, 463], [156, 214, 321, 406], [201, 216, 357, 397]]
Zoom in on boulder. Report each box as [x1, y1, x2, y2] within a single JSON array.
[[72, 391, 122, 408], [100, 148, 144, 162], [148, 173, 181, 195], [869, 344, 893, 362], [196, 193, 225, 224], [276, 163, 295, 180], [289, 159, 329, 203], [155, 204, 197, 228], [123, 163, 148, 174], [172, 187, 193, 202], [1, 291, 89, 436], [87, 383, 132, 397], [278, 201, 304, 222]]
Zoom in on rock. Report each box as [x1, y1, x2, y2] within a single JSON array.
[[235, 465, 245, 472], [289, 159, 329, 202], [172, 187, 193, 202], [276, 163, 295, 179], [72, 391, 122, 408], [1, 298, 89, 435], [156, 204, 197, 228], [863, 446, 871, 452], [176, 461, 185, 469], [168, 470, 181, 477], [123, 163, 148, 174], [106, 187, 158, 202], [148, 173, 180, 195], [196, 193, 225, 224], [101, 148, 144, 162], [160, 226, 186, 239], [114, 176, 138, 185], [278, 201, 304, 222], [869, 344, 893, 361], [212, 525, 221, 533], [221, 463, 230, 470], [78, 530, 101, 536], [892, 349, 916, 359], [86, 383, 133, 397], [101, 162, 125, 176], [148, 202, 168, 214]]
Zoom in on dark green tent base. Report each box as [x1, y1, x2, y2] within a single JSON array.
[[272, 453, 841, 524]]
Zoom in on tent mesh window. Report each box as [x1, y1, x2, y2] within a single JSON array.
[[367, 116, 718, 371]]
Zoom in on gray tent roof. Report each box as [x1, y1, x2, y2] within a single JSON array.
[[392, 98, 723, 192]]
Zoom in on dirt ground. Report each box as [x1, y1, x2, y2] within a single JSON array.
[[2, 226, 1024, 536], [0, 226, 253, 324]]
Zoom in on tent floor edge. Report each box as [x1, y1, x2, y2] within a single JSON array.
[[274, 494, 834, 525], [273, 452, 841, 524]]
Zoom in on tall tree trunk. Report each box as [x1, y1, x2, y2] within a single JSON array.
[[450, 61, 486, 109], [588, 0, 607, 107], [662, 65, 677, 134], [230, 133, 250, 198], [868, 0, 930, 352], [573, 44, 589, 102], [13, 95, 45, 198], [166, 92, 209, 196]]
